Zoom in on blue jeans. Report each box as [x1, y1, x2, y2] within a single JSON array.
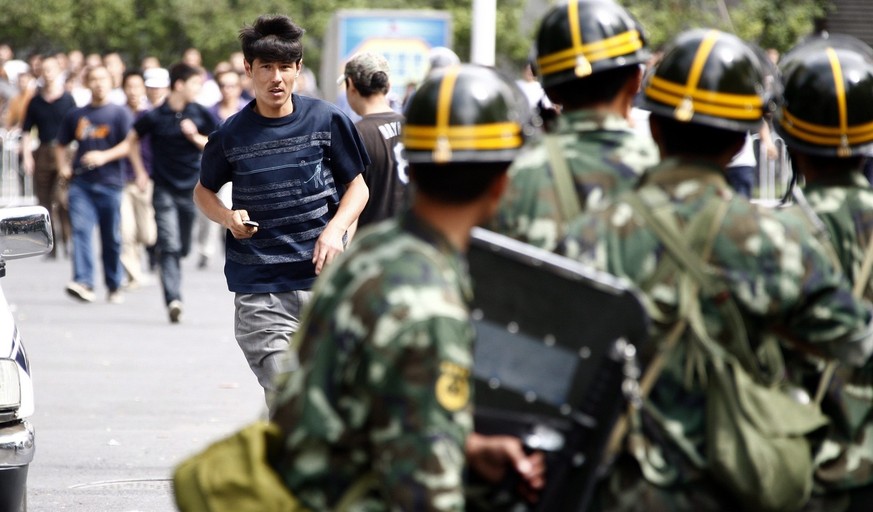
[[153, 185, 197, 305], [726, 165, 755, 199], [68, 180, 124, 291]]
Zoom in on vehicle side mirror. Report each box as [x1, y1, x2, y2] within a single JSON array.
[[0, 206, 53, 260]]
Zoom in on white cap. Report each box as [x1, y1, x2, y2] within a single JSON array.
[[143, 67, 170, 88], [428, 47, 460, 70]]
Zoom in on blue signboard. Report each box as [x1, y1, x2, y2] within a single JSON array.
[[325, 10, 453, 105]]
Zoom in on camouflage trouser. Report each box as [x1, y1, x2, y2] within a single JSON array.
[[590, 456, 740, 512]]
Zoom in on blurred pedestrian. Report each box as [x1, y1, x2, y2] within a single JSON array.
[[143, 67, 169, 107], [339, 51, 407, 230], [195, 69, 246, 270], [21, 54, 76, 259], [55, 65, 138, 304], [119, 70, 157, 289], [127, 62, 217, 323], [4, 67, 34, 131], [103, 52, 127, 106]]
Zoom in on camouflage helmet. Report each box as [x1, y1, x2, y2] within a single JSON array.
[[775, 34, 873, 157], [534, 0, 648, 89], [402, 64, 528, 164], [639, 29, 770, 132]]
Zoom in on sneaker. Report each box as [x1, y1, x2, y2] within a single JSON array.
[[107, 290, 124, 304], [65, 282, 95, 303], [168, 300, 183, 323], [197, 254, 209, 269]]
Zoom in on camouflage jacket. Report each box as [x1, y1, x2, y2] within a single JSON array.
[[793, 171, 873, 491], [270, 211, 475, 511], [558, 158, 873, 493], [490, 109, 659, 251]]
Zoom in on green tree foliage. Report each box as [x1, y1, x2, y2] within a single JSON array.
[[623, 0, 831, 53], [0, 0, 531, 76], [0, 0, 833, 77]]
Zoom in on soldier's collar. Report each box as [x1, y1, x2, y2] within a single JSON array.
[[803, 170, 870, 190], [638, 157, 730, 190], [557, 109, 632, 132], [400, 210, 473, 302]]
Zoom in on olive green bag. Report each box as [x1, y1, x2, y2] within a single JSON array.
[[173, 420, 378, 512], [173, 420, 308, 512], [625, 192, 830, 512]]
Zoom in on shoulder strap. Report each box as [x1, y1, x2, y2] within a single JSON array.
[[812, 230, 873, 405], [334, 472, 378, 512], [605, 191, 729, 458], [854, 234, 873, 298], [544, 134, 582, 222], [791, 186, 842, 271], [625, 193, 766, 379]]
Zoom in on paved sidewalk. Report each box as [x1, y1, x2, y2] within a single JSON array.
[[3, 251, 264, 511]]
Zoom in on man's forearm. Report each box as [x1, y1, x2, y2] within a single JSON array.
[[327, 174, 369, 234], [101, 138, 131, 163], [194, 182, 233, 227]]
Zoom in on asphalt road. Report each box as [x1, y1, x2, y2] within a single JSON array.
[[2, 249, 264, 511]]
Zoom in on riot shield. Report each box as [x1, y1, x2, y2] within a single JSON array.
[[466, 227, 649, 512]]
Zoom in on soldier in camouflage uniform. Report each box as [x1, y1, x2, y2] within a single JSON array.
[[557, 29, 873, 511], [491, 0, 660, 251], [269, 65, 545, 511], [774, 35, 873, 511]]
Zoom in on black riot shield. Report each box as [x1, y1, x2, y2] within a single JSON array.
[[465, 227, 649, 512]]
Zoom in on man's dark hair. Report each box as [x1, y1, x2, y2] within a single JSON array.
[[410, 162, 508, 203], [352, 72, 390, 98], [651, 114, 746, 157], [239, 14, 305, 65], [82, 64, 108, 83], [544, 65, 639, 110], [122, 69, 143, 87], [168, 62, 201, 88]]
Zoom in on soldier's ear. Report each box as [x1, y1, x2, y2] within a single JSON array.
[[483, 171, 510, 221], [488, 171, 510, 202]]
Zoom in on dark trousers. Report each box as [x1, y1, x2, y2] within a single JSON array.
[[33, 145, 71, 256], [153, 185, 197, 305]]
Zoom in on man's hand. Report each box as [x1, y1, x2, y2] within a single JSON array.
[[180, 118, 198, 140], [465, 433, 546, 503], [134, 171, 150, 192], [312, 224, 346, 275], [79, 150, 107, 170], [21, 153, 34, 176], [226, 209, 258, 239]]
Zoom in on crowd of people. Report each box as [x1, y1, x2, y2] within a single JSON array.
[[4, 1, 873, 511], [0, 41, 329, 318]]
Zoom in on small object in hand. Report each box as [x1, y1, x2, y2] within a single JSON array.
[[243, 220, 259, 228]]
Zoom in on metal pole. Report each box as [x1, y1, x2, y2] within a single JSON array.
[[471, 0, 497, 66]]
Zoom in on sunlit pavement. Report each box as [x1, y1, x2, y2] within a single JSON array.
[[4, 250, 263, 512]]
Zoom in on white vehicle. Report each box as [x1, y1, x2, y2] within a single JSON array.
[[0, 206, 52, 511]]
